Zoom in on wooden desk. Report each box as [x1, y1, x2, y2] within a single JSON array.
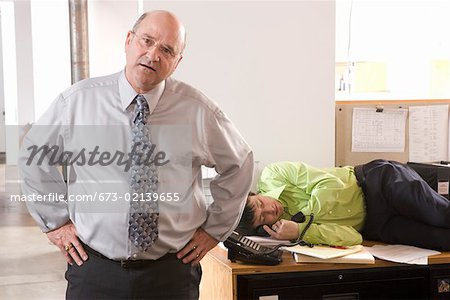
[[199, 245, 450, 300]]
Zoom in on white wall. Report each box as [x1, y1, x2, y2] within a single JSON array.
[[30, 0, 71, 120], [0, 1, 17, 127], [2, 0, 70, 125], [1, 0, 71, 123], [1, 0, 30, 164], [10, 0, 336, 168], [88, 0, 138, 77], [142, 1, 336, 167], [0, 1, 71, 164], [336, 0, 450, 100], [0, 3, 7, 152], [13, 0, 34, 125]]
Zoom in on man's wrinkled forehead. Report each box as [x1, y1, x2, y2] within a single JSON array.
[[136, 11, 185, 50]]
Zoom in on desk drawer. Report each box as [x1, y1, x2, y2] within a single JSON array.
[[237, 266, 428, 300], [430, 264, 450, 299]]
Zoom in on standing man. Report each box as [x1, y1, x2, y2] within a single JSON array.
[[20, 11, 253, 299]]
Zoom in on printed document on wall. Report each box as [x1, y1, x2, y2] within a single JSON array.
[[409, 105, 449, 162], [352, 108, 407, 152]]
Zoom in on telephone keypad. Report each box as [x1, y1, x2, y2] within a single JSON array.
[[238, 235, 268, 252], [224, 231, 283, 265]]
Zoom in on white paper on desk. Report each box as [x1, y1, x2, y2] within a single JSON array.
[[352, 108, 407, 152], [366, 244, 440, 265], [282, 244, 364, 259], [409, 105, 449, 162]]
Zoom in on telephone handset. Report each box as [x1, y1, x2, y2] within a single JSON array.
[[255, 211, 311, 238], [255, 225, 270, 237], [223, 231, 283, 265]]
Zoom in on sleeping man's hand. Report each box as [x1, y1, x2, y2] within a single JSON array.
[[263, 219, 299, 240]]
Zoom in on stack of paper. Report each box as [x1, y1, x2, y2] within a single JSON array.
[[366, 244, 441, 265], [293, 248, 375, 264], [283, 244, 375, 264]]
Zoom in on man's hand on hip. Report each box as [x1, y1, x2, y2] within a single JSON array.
[[177, 227, 218, 266], [46, 221, 88, 266]]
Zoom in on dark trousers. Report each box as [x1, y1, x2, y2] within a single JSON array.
[[355, 159, 450, 251], [65, 246, 202, 300]]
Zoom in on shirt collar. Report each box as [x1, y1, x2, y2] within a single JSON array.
[[118, 70, 165, 114]]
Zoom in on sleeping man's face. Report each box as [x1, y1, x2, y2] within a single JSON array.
[[248, 195, 284, 227]]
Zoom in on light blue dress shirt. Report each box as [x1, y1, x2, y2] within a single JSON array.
[[19, 71, 254, 260]]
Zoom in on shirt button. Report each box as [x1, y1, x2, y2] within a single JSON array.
[[329, 211, 332, 214], [132, 254, 138, 258], [347, 209, 351, 213]]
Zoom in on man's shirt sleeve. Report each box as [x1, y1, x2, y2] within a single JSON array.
[[19, 95, 69, 233], [298, 222, 363, 246], [201, 109, 254, 242]]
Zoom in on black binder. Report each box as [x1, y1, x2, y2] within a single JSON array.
[[407, 162, 450, 200]]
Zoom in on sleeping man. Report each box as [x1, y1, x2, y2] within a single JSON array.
[[237, 159, 450, 251]]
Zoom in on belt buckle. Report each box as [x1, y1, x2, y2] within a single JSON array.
[[120, 260, 129, 268]]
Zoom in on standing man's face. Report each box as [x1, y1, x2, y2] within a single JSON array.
[[125, 12, 184, 93]]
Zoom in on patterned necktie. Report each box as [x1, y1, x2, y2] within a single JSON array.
[[128, 95, 159, 252]]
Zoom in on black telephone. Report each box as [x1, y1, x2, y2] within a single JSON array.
[[224, 212, 315, 265], [223, 231, 283, 265]]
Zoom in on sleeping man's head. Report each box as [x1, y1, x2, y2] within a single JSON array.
[[236, 193, 284, 235]]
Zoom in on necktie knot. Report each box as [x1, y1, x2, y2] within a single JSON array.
[[134, 95, 149, 124], [135, 94, 149, 112]]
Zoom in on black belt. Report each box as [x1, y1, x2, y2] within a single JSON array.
[[82, 242, 176, 269]]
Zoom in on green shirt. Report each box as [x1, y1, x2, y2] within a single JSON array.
[[258, 161, 366, 246]]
